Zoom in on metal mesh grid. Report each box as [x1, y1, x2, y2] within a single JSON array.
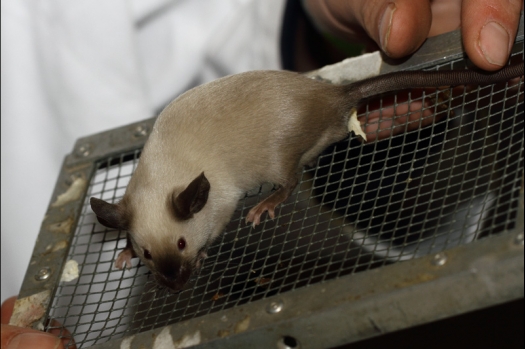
[[45, 53, 524, 348]]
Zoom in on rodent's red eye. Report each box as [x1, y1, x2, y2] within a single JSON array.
[[177, 238, 186, 250], [144, 249, 152, 259]]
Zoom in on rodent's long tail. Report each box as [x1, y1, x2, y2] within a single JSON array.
[[346, 61, 523, 101]]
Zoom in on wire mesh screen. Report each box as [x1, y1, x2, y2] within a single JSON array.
[[45, 53, 524, 348]]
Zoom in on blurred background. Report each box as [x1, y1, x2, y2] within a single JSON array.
[[1, 0, 287, 304]]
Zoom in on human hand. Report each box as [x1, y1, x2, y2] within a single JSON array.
[[1, 296, 73, 349], [302, 0, 523, 141], [303, 0, 523, 70]]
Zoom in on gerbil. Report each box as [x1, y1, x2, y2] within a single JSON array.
[[90, 62, 523, 292]]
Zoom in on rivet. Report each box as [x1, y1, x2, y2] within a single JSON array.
[[134, 125, 150, 138], [35, 267, 51, 281], [277, 335, 300, 349], [75, 143, 92, 157], [431, 253, 447, 266], [266, 300, 284, 314], [514, 233, 524, 246]]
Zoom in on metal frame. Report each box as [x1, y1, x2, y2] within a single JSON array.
[[90, 226, 525, 349]]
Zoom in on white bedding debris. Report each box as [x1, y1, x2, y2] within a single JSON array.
[[348, 108, 367, 142], [61, 259, 79, 282]]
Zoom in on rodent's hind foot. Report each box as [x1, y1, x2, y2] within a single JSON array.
[[245, 178, 299, 227], [245, 201, 276, 227]]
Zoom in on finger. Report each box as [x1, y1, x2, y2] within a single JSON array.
[[461, 0, 523, 70], [2, 297, 75, 349], [303, 0, 433, 58], [47, 319, 78, 349], [1, 324, 64, 349], [1, 297, 17, 325], [358, 86, 464, 141], [360, 100, 436, 141], [372, 0, 433, 57]]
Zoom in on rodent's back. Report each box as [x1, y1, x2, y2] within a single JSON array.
[[148, 70, 348, 189]]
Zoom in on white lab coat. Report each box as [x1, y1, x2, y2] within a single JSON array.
[[1, 0, 285, 303]]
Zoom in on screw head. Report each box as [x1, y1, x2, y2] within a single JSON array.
[[134, 125, 149, 138], [266, 300, 284, 314], [432, 253, 447, 266], [35, 267, 51, 281], [75, 143, 92, 157], [277, 335, 300, 349]]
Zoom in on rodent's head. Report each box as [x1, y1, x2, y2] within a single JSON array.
[[90, 172, 212, 292]]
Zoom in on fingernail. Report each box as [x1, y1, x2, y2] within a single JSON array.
[[379, 3, 396, 54], [479, 21, 510, 67], [8, 332, 61, 349]]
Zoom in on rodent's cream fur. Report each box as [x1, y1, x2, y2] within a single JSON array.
[[91, 62, 523, 292]]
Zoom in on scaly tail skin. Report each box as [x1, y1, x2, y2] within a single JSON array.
[[345, 61, 524, 101]]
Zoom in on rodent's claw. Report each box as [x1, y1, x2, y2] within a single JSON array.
[[246, 201, 278, 227], [246, 183, 296, 227], [246, 208, 263, 227], [245, 211, 261, 227]]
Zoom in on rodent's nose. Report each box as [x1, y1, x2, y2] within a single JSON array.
[[162, 268, 179, 282], [156, 261, 193, 292]]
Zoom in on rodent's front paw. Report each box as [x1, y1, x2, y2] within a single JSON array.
[[115, 249, 134, 270]]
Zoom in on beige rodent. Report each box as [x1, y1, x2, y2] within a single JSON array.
[[91, 62, 523, 292]]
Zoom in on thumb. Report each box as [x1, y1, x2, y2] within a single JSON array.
[[461, 0, 523, 70], [1, 324, 64, 349], [1, 296, 17, 325], [303, 0, 433, 58]]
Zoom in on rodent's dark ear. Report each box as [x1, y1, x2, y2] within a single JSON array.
[[90, 197, 129, 230], [171, 172, 210, 220]]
